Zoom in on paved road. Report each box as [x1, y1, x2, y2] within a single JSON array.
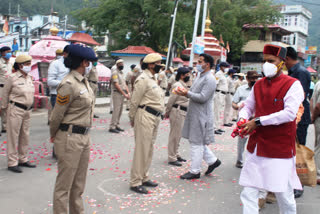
[[0, 106, 319, 214]]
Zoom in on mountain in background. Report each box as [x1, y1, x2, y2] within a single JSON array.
[[276, 0, 320, 48]]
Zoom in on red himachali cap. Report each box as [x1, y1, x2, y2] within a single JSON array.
[[263, 44, 287, 60]]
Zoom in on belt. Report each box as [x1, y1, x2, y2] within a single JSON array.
[[89, 80, 98, 84], [0, 84, 4, 87], [172, 104, 187, 112], [228, 92, 234, 95], [10, 100, 33, 110], [138, 105, 164, 119], [59, 123, 90, 135], [216, 90, 227, 95]]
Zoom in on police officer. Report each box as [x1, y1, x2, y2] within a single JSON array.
[[214, 62, 229, 134], [0, 46, 14, 133], [125, 64, 139, 111], [50, 45, 96, 214], [1, 54, 35, 173], [109, 59, 130, 133], [87, 60, 99, 118], [165, 67, 190, 167], [167, 67, 177, 93], [157, 64, 168, 93], [129, 53, 165, 194], [223, 68, 236, 127]]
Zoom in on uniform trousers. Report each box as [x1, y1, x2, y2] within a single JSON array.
[[223, 93, 233, 124], [241, 183, 296, 214], [6, 104, 31, 167], [110, 92, 124, 129], [314, 118, 320, 179], [237, 137, 248, 164], [53, 128, 90, 214], [0, 87, 7, 130], [109, 90, 114, 112], [189, 142, 217, 174], [168, 108, 185, 162], [130, 109, 160, 187], [214, 92, 226, 128]]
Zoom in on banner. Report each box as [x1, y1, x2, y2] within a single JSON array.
[[194, 38, 204, 54]]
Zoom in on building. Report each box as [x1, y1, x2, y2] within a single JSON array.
[[277, 5, 312, 56], [241, 24, 292, 74]]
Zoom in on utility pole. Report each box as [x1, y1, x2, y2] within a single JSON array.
[[201, 0, 208, 39], [17, 4, 20, 17], [165, 0, 180, 69], [63, 15, 68, 38], [189, 0, 202, 67]]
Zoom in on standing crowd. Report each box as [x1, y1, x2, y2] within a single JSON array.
[[0, 42, 319, 214]]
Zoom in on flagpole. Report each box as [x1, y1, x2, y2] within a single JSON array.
[[201, 0, 208, 39], [166, 0, 179, 69], [189, 0, 202, 67]]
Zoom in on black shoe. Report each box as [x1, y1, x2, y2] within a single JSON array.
[[223, 123, 233, 127], [126, 108, 130, 111], [93, 114, 99, 118], [109, 111, 113, 114], [142, 180, 158, 187], [109, 128, 120, 133], [294, 189, 304, 198], [18, 161, 36, 168], [168, 161, 182, 167], [130, 185, 149, 194], [235, 161, 243, 168], [177, 157, 187, 162], [180, 172, 200, 180], [205, 159, 221, 175], [116, 127, 124, 132], [1, 129, 6, 133], [52, 150, 57, 160], [232, 119, 237, 122], [8, 165, 22, 173], [215, 130, 222, 135], [217, 129, 225, 132]]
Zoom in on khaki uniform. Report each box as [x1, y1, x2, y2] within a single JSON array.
[[110, 68, 127, 129], [158, 70, 168, 90], [223, 76, 235, 124], [1, 70, 34, 167], [0, 57, 13, 131], [214, 70, 228, 127], [168, 74, 177, 91], [166, 80, 189, 162], [50, 70, 94, 214], [129, 69, 165, 187], [125, 70, 139, 110], [311, 81, 320, 180], [88, 66, 99, 96]]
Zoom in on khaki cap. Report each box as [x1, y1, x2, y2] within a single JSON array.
[[56, 49, 63, 54], [160, 64, 166, 67], [15, 54, 32, 63], [116, 59, 124, 64], [143, 53, 162, 63]]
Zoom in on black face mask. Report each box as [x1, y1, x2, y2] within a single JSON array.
[[249, 81, 256, 87], [154, 64, 162, 73], [183, 76, 190, 83], [118, 65, 124, 70]]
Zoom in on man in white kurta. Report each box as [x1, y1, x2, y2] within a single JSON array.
[[238, 44, 304, 214]]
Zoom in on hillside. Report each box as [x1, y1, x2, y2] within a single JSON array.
[[276, 0, 320, 48]]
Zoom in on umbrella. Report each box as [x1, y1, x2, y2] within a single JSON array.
[[67, 32, 101, 46], [96, 63, 111, 81]]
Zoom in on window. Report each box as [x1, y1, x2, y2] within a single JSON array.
[[272, 33, 282, 42], [258, 31, 266, 41], [241, 52, 263, 63], [294, 15, 298, 26]]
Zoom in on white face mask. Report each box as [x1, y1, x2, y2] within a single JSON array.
[[56, 55, 63, 59], [85, 62, 92, 75], [224, 68, 229, 73], [22, 65, 31, 73], [262, 62, 281, 78], [196, 64, 204, 73]]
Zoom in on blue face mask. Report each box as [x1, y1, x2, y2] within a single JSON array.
[[196, 64, 204, 73], [4, 53, 11, 59]]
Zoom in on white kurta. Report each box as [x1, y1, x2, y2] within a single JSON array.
[[238, 80, 304, 192]]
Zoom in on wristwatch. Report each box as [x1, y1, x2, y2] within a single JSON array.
[[254, 117, 261, 126]]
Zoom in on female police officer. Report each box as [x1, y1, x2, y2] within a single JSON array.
[[49, 44, 96, 214], [129, 53, 165, 194], [165, 67, 191, 167], [1, 54, 35, 173]]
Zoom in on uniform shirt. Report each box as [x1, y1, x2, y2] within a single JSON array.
[[0, 57, 13, 84], [129, 69, 165, 122], [1, 70, 35, 109], [168, 74, 177, 87], [227, 76, 235, 93], [47, 57, 70, 95], [111, 68, 126, 93], [125, 70, 135, 91], [215, 70, 228, 92], [158, 70, 168, 89], [232, 84, 251, 104], [166, 80, 189, 115], [50, 70, 95, 137], [288, 63, 311, 125], [87, 66, 99, 94], [234, 79, 247, 91]]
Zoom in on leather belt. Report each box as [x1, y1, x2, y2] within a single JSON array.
[[59, 123, 90, 135], [172, 104, 187, 112], [10, 100, 33, 110], [0, 84, 4, 87], [138, 105, 164, 119], [216, 90, 227, 95], [89, 80, 97, 84]]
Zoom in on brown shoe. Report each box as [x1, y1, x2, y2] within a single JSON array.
[[317, 179, 320, 185], [266, 192, 276, 204], [258, 198, 266, 210]]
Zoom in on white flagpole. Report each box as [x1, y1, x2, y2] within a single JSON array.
[[189, 0, 202, 67]]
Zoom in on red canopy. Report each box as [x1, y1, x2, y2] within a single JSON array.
[[307, 66, 317, 73], [67, 32, 100, 46]]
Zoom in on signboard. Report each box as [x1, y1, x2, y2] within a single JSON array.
[[194, 38, 204, 54], [305, 46, 317, 55], [240, 62, 263, 74], [304, 55, 312, 67]]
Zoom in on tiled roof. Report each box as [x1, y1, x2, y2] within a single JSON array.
[[67, 32, 101, 46], [111, 46, 157, 54]]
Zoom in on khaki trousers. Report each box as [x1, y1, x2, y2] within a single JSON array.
[[126, 86, 133, 110], [314, 119, 320, 179], [130, 109, 160, 187], [110, 92, 124, 129], [109, 90, 114, 111], [214, 92, 226, 128], [0, 87, 7, 130], [223, 93, 232, 124], [6, 104, 31, 167], [168, 108, 186, 162], [53, 128, 90, 214]]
